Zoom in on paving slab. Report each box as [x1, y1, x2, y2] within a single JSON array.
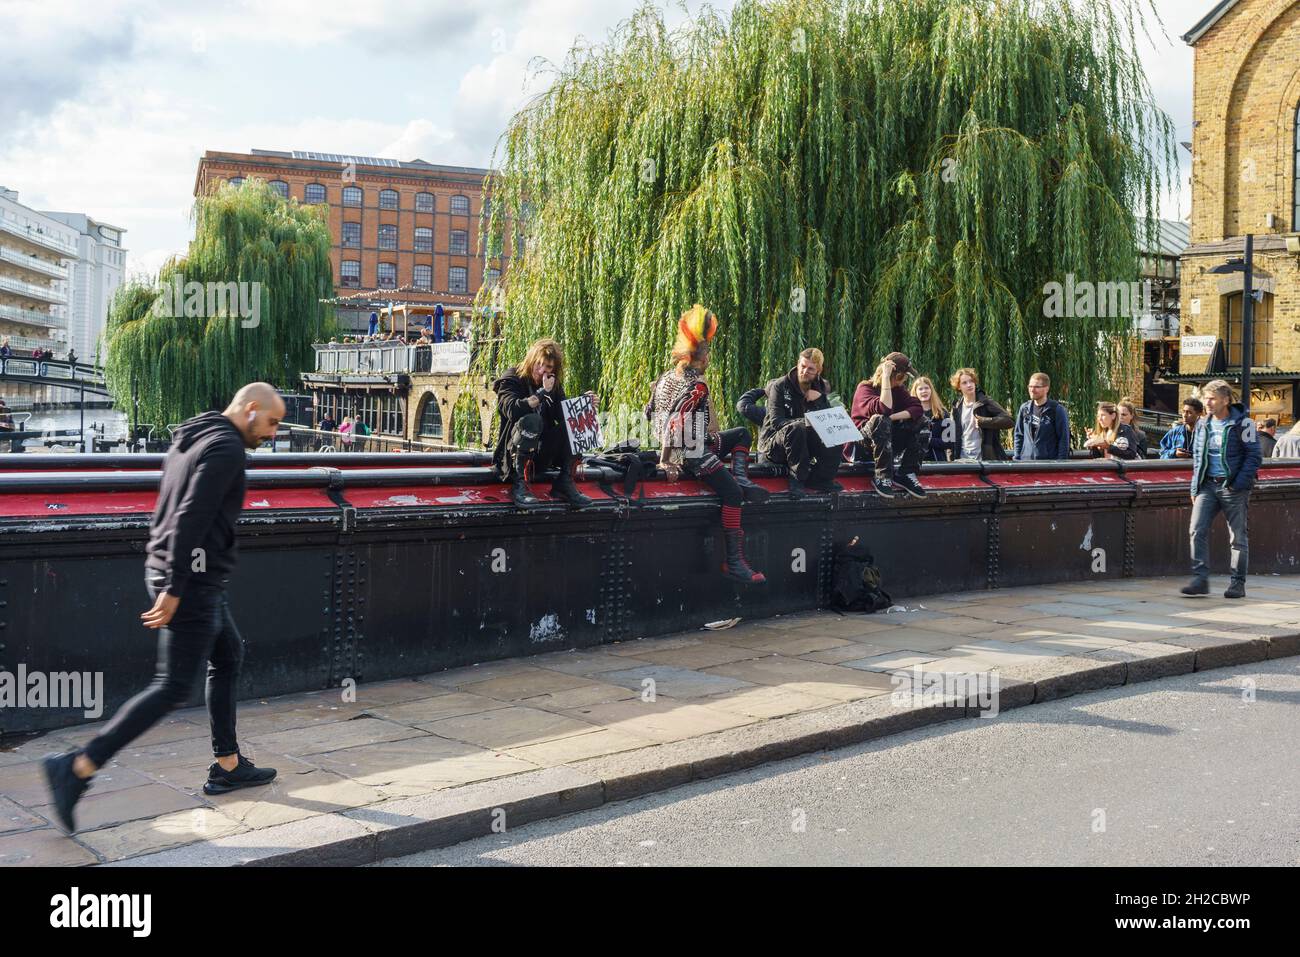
[[245, 716, 427, 757], [561, 697, 758, 743], [309, 735, 539, 792], [0, 827, 100, 866], [599, 664, 754, 699], [77, 806, 248, 863], [702, 656, 897, 701], [32, 781, 202, 832], [419, 706, 598, 750]]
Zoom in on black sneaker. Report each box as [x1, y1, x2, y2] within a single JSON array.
[[203, 754, 277, 795], [1224, 581, 1246, 599], [894, 473, 927, 499], [805, 478, 844, 494], [1180, 578, 1209, 597], [873, 476, 896, 499], [43, 751, 92, 833]]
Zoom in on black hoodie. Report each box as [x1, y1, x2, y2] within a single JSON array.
[[145, 411, 248, 597]]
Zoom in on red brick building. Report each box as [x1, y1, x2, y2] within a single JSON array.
[[194, 149, 515, 335]]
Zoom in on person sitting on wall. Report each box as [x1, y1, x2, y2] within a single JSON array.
[[851, 352, 928, 499], [736, 386, 767, 428], [911, 375, 952, 462], [646, 304, 766, 584], [758, 347, 842, 497], [491, 337, 591, 509], [1159, 397, 1203, 459], [1084, 401, 1140, 460]]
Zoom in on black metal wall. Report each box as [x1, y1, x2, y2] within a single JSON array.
[[2, 456, 1298, 735]]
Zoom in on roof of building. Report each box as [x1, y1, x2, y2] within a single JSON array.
[[246, 148, 493, 178], [1142, 218, 1191, 258], [1183, 0, 1239, 45]]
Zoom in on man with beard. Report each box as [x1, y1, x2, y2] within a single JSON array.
[[758, 348, 842, 497], [44, 383, 285, 832]]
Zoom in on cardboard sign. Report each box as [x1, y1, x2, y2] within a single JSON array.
[[805, 406, 862, 447], [562, 393, 603, 455]]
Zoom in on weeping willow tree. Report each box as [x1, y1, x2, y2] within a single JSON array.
[[473, 0, 1175, 430], [104, 179, 336, 427]]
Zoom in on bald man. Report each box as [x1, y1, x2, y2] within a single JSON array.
[[44, 383, 285, 832]]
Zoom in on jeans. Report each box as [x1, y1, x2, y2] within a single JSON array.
[[82, 573, 243, 767], [1189, 480, 1250, 585], [859, 414, 928, 478], [684, 427, 750, 508], [763, 421, 840, 484], [507, 413, 572, 478]]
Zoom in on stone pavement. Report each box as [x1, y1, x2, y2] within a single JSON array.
[[2, 575, 1298, 867]]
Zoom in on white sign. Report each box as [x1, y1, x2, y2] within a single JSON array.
[[561, 393, 603, 455], [1181, 335, 1217, 356], [805, 406, 862, 447], [1189, 298, 1201, 316], [429, 341, 470, 373]]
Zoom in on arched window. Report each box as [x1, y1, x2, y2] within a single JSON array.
[[342, 186, 362, 207], [1293, 102, 1300, 230], [450, 194, 470, 215], [1224, 291, 1274, 367], [379, 189, 399, 209], [228, 176, 245, 188], [414, 227, 433, 252], [378, 224, 397, 251], [448, 266, 467, 293], [340, 260, 360, 288], [450, 229, 468, 255], [268, 180, 289, 199], [413, 264, 432, 290], [418, 396, 443, 438], [304, 183, 326, 204], [377, 263, 397, 289], [416, 192, 435, 213]]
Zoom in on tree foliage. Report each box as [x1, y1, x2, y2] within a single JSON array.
[[474, 0, 1175, 426], [104, 179, 336, 427]]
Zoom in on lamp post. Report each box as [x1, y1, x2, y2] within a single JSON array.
[[1207, 233, 1255, 411]]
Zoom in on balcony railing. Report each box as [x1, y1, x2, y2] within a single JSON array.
[[0, 303, 62, 328], [0, 246, 68, 279], [3, 333, 60, 353], [311, 341, 471, 376], [0, 274, 67, 305], [0, 217, 78, 256]]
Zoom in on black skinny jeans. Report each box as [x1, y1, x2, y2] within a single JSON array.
[[683, 427, 750, 508], [83, 573, 243, 767]]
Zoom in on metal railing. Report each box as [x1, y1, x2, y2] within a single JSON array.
[[283, 425, 459, 453], [0, 303, 62, 328], [0, 246, 68, 279], [0, 357, 105, 384], [311, 341, 471, 375], [0, 217, 78, 255], [0, 274, 66, 304]]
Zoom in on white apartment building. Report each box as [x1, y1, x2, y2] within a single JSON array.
[[0, 186, 76, 360], [42, 211, 128, 362]]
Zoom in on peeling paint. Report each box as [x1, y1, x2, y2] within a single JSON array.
[[529, 613, 564, 644]]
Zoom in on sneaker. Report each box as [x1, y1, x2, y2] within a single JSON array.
[[43, 751, 92, 833], [786, 474, 807, 499], [1180, 578, 1209, 597], [203, 754, 277, 795], [1224, 581, 1246, 599], [805, 478, 844, 494], [873, 476, 896, 499], [894, 473, 927, 499]]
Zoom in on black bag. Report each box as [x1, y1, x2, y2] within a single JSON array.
[[830, 536, 893, 613]]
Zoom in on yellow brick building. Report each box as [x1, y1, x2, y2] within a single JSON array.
[[1175, 0, 1300, 425]]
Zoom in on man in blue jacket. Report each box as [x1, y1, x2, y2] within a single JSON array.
[[1158, 397, 1202, 459], [1182, 380, 1262, 599], [1013, 372, 1071, 460]]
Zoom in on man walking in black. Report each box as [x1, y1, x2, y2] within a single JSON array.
[[44, 382, 285, 832]]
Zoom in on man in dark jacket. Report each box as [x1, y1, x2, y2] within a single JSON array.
[[43, 383, 285, 833], [758, 348, 841, 496], [1258, 419, 1278, 459], [1013, 372, 1071, 460], [851, 352, 928, 499], [1158, 397, 1202, 459], [491, 337, 591, 509], [1182, 380, 1262, 600]]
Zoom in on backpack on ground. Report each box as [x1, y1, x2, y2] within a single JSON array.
[[830, 536, 892, 613]]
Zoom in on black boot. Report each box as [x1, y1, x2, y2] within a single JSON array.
[[786, 471, 807, 499], [722, 528, 766, 584], [550, 460, 592, 507], [731, 449, 771, 504], [511, 455, 540, 508]]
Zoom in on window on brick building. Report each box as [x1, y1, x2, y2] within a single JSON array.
[[378, 263, 397, 289], [341, 260, 360, 288], [378, 224, 397, 251], [449, 266, 467, 293], [416, 192, 435, 213], [342, 222, 361, 248], [413, 264, 432, 291], [1225, 291, 1273, 368], [417, 396, 443, 438], [305, 183, 327, 204], [1294, 102, 1299, 230], [450, 230, 468, 255], [380, 189, 399, 209], [414, 227, 433, 252], [269, 180, 289, 199], [228, 176, 245, 188], [450, 195, 470, 215], [485, 267, 501, 286], [343, 186, 362, 207]]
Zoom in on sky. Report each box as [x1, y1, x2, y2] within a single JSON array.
[[0, 0, 1206, 278]]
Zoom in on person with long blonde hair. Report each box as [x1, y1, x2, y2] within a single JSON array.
[[646, 304, 766, 584], [910, 375, 951, 462], [1084, 401, 1139, 460], [491, 337, 592, 508]]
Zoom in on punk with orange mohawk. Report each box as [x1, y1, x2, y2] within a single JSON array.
[[645, 304, 768, 585]]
